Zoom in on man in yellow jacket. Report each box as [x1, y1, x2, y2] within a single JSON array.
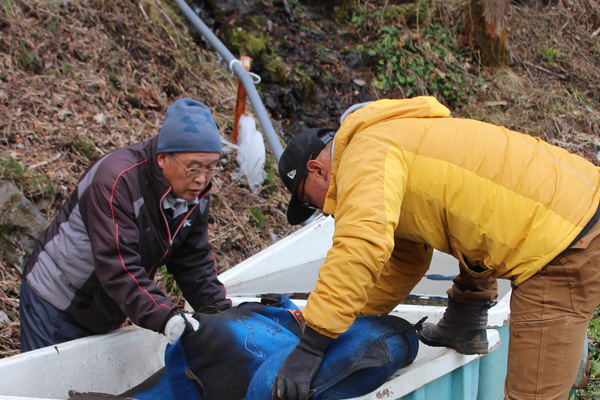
[[272, 96, 600, 400]]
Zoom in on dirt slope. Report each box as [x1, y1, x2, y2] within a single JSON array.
[[203, 0, 600, 159]]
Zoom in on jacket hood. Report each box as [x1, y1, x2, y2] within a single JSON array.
[[323, 96, 451, 216], [334, 96, 450, 151]]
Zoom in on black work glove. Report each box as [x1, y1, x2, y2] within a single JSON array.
[[271, 326, 332, 400]]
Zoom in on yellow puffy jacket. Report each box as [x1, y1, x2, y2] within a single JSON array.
[[304, 96, 600, 338]]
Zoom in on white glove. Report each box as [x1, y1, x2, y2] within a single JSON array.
[[164, 313, 200, 345], [183, 313, 200, 331]]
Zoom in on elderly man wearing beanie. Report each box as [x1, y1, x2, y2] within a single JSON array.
[[19, 98, 232, 352]]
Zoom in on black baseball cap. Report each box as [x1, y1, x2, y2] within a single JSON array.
[[279, 128, 336, 225]]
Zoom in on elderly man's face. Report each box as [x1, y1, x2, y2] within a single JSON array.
[[158, 152, 220, 200]]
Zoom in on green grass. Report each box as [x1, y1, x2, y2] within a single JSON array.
[[0, 154, 56, 199], [157, 265, 179, 297], [538, 46, 563, 67], [580, 306, 600, 398], [356, 22, 477, 107], [248, 207, 266, 229]]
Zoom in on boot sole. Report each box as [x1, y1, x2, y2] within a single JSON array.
[[418, 330, 489, 355]]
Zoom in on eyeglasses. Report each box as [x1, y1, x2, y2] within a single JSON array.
[[172, 156, 223, 178], [299, 153, 318, 210]]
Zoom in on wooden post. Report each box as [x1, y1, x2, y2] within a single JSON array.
[[232, 56, 252, 144]]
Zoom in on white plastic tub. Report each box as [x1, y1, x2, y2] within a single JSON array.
[[0, 216, 511, 400]]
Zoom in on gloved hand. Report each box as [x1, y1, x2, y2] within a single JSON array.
[[271, 326, 332, 400], [164, 312, 200, 345]]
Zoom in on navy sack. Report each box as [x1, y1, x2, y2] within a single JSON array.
[[164, 295, 420, 400], [166, 295, 303, 400], [246, 314, 420, 400]]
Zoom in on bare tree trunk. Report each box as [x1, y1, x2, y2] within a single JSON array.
[[463, 0, 510, 67]]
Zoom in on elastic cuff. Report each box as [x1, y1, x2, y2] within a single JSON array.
[[160, 310, 179, 334], [302, 325, 333, 353]]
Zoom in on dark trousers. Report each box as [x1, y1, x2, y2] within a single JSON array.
[[19, 279, 95, 352]]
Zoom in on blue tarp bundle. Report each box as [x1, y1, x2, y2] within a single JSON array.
[[165, 296, 304, 399], [166, 295, 420, 400], [246, 314, 420, 400], [70, 295, 420, 400]]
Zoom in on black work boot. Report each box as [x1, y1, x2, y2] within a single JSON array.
[[418, 298, 491, 355]]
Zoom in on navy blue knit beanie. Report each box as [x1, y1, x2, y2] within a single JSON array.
[[157, 98, 221, 154]]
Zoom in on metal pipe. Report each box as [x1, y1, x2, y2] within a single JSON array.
[[174, 0, 284, 161]]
